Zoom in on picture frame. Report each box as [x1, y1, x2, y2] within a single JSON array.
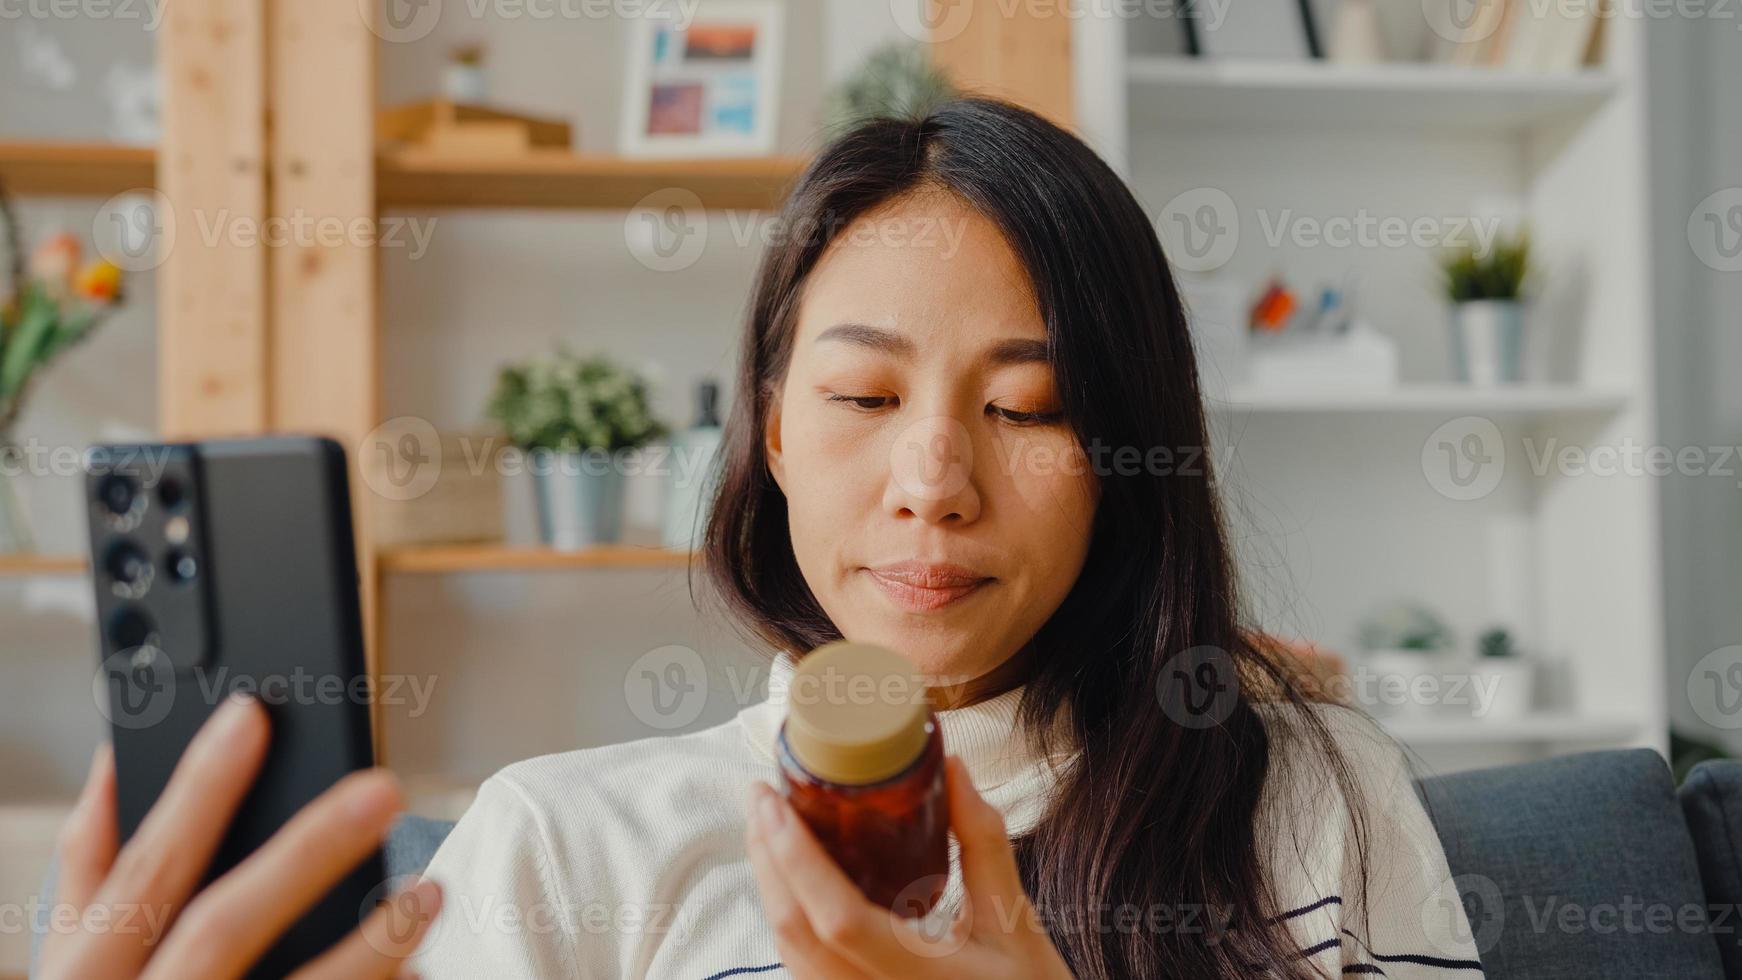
[[618, 0, 785, 158]]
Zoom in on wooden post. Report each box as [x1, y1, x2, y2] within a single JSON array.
[[925, 0, 1075, 127], [267, 0, 384, 758], [157, 0, 270, 438]]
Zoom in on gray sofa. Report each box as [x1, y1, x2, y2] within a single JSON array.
[[33, 749, 1742, 977]]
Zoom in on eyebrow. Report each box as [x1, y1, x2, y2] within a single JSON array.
[[814, 323, 1049, 367]]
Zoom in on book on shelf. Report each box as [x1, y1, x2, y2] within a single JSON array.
[[1426, 0, 1603, 71]]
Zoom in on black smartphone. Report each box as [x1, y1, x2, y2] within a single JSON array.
[[83, 435, 383, 977]]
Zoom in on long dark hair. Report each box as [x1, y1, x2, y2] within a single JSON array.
[[701, 97, 1371, 979]]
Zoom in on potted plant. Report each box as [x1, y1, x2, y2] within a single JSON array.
[[1437, 230, 1531, 386], [1357, 602, 1454, 719], [487, 350, 666, 550], [821, 42, 958, 133], [1471, 626, 1535, 722], [0, 179, 127, 553]]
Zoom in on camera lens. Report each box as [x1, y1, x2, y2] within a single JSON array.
[[165, 548, 198, 585], [96, 473, 140, 518], [103, 540, 153, 594], [157, 476, 186, 512], [107, 605, 157, 651]]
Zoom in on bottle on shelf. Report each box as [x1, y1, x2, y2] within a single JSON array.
[[661, 378, 724, 551]]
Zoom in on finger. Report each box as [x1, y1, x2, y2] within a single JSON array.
[[748, 783, 911, 977], [83, 694, 269, 974], [946, 756, 1029, 931], [743, 785, 872, 980], [285, 877, 442, 980], [55, 742, 119, 912], [142, 768, 405, 977]]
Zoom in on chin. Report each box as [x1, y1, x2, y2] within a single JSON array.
[[842, 622, 999, 688]]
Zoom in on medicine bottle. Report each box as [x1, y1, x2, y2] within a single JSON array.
[[775, 641, 949, 917]]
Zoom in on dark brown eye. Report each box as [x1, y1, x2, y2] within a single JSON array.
[[827, 394, 892, 411], [990, 405, 1063, 426]]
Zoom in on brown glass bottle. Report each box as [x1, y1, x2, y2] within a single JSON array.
[[776, 641, 950, 918]]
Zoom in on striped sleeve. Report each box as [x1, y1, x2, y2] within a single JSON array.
[[1258, 704, 1486, 978]]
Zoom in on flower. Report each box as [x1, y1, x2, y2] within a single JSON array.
[[28, 232, 81, 298], [74, 260, 123, 304]]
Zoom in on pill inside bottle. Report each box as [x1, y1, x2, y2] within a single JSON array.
[[775, 640, 950, 917]]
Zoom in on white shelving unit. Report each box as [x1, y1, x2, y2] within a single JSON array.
[[1078, 17, 1663, 772], [1212, 384, 1631, 416], [1126, 58, 1619, 132]]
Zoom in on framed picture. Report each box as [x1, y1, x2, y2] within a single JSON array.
[[619, 0, 784, 158]]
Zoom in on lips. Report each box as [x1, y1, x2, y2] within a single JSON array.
[[864, 561, 994, 612]]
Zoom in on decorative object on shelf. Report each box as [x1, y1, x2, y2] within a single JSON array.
[[1470, 626, 1536, 721], [1243, 275, 1398, 390], [1326, 0, 1386, 65], [662, 378, 724, 551], [377, 99, 573, 159], [444, 44, 488, 103], [361, 428, 505, 548], [487, 351, 666, 550], [1191, 0, 1321, 60], [1357, 602, 1454, 720], [620, 0, 784, 158], [820, 42, 957, 134], [0, 179, 127, 554], [1424, 0, 1604, 70], [1439, 229, 1531, 386]]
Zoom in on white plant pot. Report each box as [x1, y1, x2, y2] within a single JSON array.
[[1450, 300, 1525, 386], [1360, 649, 1451, 720], [1469, 658, 1536, 722]]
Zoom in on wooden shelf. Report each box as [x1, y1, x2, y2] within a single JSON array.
[[376, 151, 807, 210], [379, 543, 695, 574], [0, 141, 155, 196], [1211, 384, 1632, 416], [1127, 59, 1619, 132], [0, 553, 88, 577]]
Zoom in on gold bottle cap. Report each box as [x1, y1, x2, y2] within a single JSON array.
[[784, 641, 933, 785]]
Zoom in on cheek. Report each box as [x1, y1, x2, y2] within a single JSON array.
[[997, 435, 1098, 563], [778, 405, 885, 546]]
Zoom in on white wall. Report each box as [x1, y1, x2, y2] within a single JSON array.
[[1654, 17, 1742, 750]]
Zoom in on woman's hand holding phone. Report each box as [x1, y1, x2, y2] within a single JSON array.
[[38, 694, 442, 979]]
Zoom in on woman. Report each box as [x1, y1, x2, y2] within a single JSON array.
[[42, 98, 1480, 979]]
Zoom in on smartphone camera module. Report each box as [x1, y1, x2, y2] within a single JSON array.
[[95, 472, 146, 531], [103, 540, 155, 599]]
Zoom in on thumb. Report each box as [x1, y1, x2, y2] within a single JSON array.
[[945, 756, 1031, 932]]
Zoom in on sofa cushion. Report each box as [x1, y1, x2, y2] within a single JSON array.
[[1418, 749, 1724, 979], [388, 814, 455, 878], [1679, 759, 1742, 974]]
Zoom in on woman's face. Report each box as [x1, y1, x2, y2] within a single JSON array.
[[764, 191, 1099, 692]]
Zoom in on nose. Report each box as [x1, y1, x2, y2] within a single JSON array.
[[883, 414, 981, 524]]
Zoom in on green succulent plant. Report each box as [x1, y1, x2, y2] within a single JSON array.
[[821, 42, 959, 133], [1477, 627, 1517, 659], [1359, 603, 1454, 654], [1438, 230, 1532, 302], [486, 350, 666, 453]]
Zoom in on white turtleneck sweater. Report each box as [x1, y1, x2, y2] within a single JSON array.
[[412, 656, 1482, 978]]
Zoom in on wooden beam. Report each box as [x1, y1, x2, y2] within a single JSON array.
[[157, 0, 269, 438], [268, 0, 383, 757], [926, 0, 1074, 127]]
